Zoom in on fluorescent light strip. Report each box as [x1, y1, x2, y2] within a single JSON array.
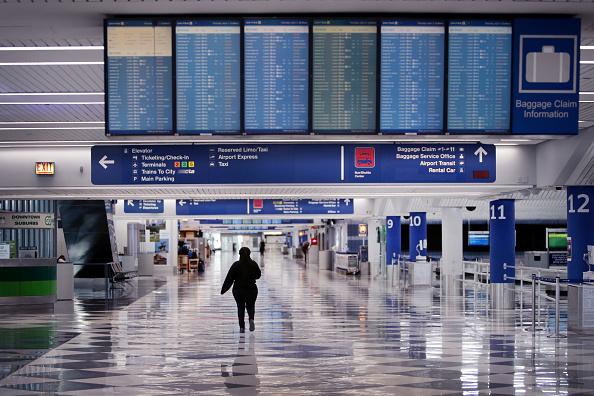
[[0, 62, 103, 66], [0, 102, 104, 105], [0, 121, 104, 125], [580, 100, 594, 103], [0, 138, 484, 145], [0, 46, 104, 51], [0, 127, 105, 131], [0, 92, 103, 96], [581, 61, 594, 64], [581, 46, 594, 50], [500, 139, 532, 142]]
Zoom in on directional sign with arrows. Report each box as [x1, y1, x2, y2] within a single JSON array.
[[124, 200, 164, 214], [91, 143, 495, 185], [99, 155, 115, 169], [175, 199, 355, 216], [474, 146, 488, 163]]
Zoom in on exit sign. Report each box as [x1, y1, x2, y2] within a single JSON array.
[[35, 162, 55, 175]]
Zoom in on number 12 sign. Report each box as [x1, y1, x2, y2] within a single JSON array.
[[567, 186, 594, 283]]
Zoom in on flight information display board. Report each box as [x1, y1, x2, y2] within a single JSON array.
[[380, 20, 445, 133], [175, 20, 241, 134], [313, 20, 377, 133], [447, 21, 512, 133], [106, 20, 173, 135], [244, 19, 309, 133]]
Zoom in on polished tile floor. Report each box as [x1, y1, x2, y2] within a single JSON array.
[[1, 251, 594, 395]]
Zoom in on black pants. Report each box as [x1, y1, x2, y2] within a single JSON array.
[[232, 287, 258, 329]]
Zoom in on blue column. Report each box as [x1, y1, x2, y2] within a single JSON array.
[[386, 216, 401, 266], [567, 186, 594, 283], [489, 199, 515, 284], [409, 212, 427, 261]]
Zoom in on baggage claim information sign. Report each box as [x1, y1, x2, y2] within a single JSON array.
[[91, 143, 495, 185], [512, 18, 580, 134]]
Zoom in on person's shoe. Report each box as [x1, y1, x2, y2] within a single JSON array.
[[239, 327, 245, 333], [249, 320, 255, 332]]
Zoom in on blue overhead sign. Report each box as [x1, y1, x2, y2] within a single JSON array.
[[251, 199, 354, 215], [91, 143, 496, 185], [176, 199, 249, 216], [512, 18, 580, 135], [343, 144, 495, 183], [124, 199, 164, 214], [197, 219, 314, 225], [175, 199, 353, 216]]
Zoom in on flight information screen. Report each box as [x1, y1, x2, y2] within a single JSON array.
[[106, 20, 173, 135], [380, 20, 445, 133], [175, 20, 241, 134], [447, 21, 512, 133], [244, 19, 309, 133], [313, 20, 377, 133]]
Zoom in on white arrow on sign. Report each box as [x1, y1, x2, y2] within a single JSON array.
[[99, 155, 115, 169], [474, 147, 488, 163], [127, 200, 134, 206], [344, 199, 351, 206], [178, 200, 187, 207]]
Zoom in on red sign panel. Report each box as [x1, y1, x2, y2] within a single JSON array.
[[355, 147, 375, 168]]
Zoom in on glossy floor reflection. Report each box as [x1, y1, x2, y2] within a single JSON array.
[[1, 251, 594, 395]]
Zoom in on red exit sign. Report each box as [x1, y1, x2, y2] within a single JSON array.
[[35, 162, 55, 175]]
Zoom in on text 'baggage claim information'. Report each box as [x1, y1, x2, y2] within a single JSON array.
[[511, 18, 580, 134]]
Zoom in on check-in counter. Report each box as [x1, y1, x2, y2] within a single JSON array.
[[319, 250, 333, 270], [335, 252, 359, 274], [138, 253, 154, 277], [56, 262, 74, 301], [0, 258, 57, 305], [409, 258, 432, 286], [568, 284, 594, 331], [524, 251, 549, 269]]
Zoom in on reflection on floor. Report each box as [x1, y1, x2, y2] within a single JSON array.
[[0, 275, 166, 383], [1, 251, 593, 395]]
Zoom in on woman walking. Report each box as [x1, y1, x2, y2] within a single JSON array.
[[221, 247, 262, 333]]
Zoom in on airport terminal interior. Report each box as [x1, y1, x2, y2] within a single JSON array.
[[2, 0, 594, 395]]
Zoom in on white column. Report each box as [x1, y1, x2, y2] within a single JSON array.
[[441, 208, 463, 277], [367, 218, 382, 276], [167, 219, 178, 270]]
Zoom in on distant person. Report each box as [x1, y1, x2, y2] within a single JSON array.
[[301, 241, 310, 263], [259, 240, 266, 256], [57, 255, 67, 263], [178, 241, 189, 256], [221, 247, 262, 333]]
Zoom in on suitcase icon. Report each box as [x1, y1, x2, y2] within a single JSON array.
[[525, 45, 570, 83]]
